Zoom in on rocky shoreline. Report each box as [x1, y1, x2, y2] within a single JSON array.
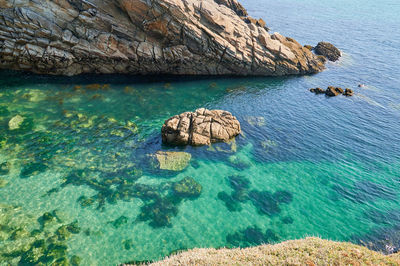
[[0, 0, 330, 76]]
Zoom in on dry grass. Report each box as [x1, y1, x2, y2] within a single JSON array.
[[131, 237, 400, 265]]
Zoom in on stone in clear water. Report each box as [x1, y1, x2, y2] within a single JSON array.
[[173, 177, 202, 198]]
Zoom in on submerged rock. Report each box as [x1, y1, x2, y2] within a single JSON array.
[[8, 115, 24, 130], [245, 116, 266, 127], [173, 177, 202, 198], [138, 197, 180, 228], [218, 191, 243, 212], [0, 0, 326, 76], [0, 162, 10, 175], [162, 108, 241, 146], [314, 42, 341, 62], [20, 162, 48, 178], [151, 151, 191, 171], [0, 178, 7, 188], [110, 216, 128, 229]]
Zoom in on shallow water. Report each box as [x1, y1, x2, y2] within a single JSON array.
[[1, 0, 400, 264]]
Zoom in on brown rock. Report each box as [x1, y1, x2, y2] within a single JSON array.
[[335, 87, 344, 94], [314, 42, 341, 62], [214, 0, 248, 16], [304, 45, 313, 50], [310, 87, 325, 94], [161, 108, 241, 146], [257, 19, 266, 28], [325, 86, 339, 97], [325, 86, 343, 97], [343, 88, 354, 96]]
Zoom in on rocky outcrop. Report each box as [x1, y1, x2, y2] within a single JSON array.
[[310, 86, 354, 97], [343, 88, 354, 96], [162, 108, 240, 146], [0, 0, 326, 76], [309, 87, 325, 94], [326, 86, 343, 97], [314, 42, 341, 62]]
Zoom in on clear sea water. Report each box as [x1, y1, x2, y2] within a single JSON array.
[[1, 0, 400, 264]]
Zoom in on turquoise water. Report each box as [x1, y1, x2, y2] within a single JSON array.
[[1, 0, 400, 264]]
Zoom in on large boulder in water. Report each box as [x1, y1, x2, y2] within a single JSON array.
[[314, 42, 341, 62], [162, 108, 241, 146]]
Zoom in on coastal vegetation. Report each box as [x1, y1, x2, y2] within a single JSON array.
[[144, 237, 400, 265]]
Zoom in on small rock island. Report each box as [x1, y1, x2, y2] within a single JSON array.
[[162, 108, 241, 146]]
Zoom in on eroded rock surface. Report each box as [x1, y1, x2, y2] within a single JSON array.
[[162, 108, 240, 146], [0, 0, 326, 76], [314, 42, 341, 62]]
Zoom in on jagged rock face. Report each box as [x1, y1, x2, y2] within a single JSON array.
[[0, 0, 326, 76], [162, 108, 241, 146]]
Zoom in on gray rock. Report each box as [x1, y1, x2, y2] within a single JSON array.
[[0, 0, 327, 76]]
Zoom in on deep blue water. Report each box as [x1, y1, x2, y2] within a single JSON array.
[[0, 0, 400, 264]]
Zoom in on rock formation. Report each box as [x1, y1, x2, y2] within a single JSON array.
[[314, 42, 341, 62], [162, 108, 240, 146], [309, 87, 325, 94], [343, 88, 354, 96], [325, 86, 343, 97], [0, 0, 326, 76], [310, 86, 354, 97]]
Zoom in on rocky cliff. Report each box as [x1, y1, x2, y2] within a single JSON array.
[[0, 0, 326, 76]]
